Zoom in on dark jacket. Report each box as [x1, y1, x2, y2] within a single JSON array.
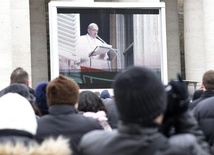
[[190, 90, 214, 110], [79, 111, 211, 155], [103, 99, 119, 129], [36, 105, 103, 155], [194, 96, 214, 146], [192, 89, 204, 101]]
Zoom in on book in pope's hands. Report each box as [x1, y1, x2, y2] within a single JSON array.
[[89, 44, 112, 57]]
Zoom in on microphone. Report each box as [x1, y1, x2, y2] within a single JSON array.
[[96, 35, 106, 44]]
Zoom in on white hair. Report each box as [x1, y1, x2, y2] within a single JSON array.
[[88, 23, 98, 29]]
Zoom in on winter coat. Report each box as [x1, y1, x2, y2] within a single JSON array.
[[193, 96, 214, 146], [0, 129, 71, 155], [79, 111, 211, 155], [36, 105, 103, 155], [190, 90, 214, 110], [103, 99, 119, 129]]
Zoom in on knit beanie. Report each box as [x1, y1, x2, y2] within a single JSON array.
[[34, 82, 49, 115], [47, 75, 79, 106], [0, 93, 37, 135], [113, 66, 166, 126], [100, 90, 110, 99]]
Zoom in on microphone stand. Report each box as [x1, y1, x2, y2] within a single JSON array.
[[96, 35, 106, 44]]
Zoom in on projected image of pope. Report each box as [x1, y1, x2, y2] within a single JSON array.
[[74, 23, 112, 69]]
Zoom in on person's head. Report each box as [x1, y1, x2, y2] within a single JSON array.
[[0, 93, 37, 135], [78, 91, 107, 113], [34, 82, 49, 116], [10, 67, 29, 86], [47, 75, 79, 107], [87, 23, 99, 38], [100, 90, 110, 99], [113, 66, 166, 126], [202, 70, 214, 91]]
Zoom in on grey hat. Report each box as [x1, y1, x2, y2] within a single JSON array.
[[0, 83, 34, 103]]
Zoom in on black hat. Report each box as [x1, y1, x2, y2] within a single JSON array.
[[113, 66, 166, 125]]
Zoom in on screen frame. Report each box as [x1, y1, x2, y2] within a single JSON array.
[[48, 1, 168, 85]]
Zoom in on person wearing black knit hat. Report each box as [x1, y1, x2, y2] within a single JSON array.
[[113, 66, 166, 126], [79, 66, 212, 155]]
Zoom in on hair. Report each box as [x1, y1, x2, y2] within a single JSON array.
[[10, 67, 29, 84], [78, 91, 107, 113], [88, 23, 98, 29], [202, 70, 214, 90], [94, 91, 100, 97]]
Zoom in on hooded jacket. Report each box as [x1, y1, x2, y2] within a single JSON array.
[[83, 111, 112, 131], [194, 96, 214, 146], [0, 135, 71, 155], [0, 93, 71, 155], [36, 105, 103, 155], [79, 111, 211, 155]]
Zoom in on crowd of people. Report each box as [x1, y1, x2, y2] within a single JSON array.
[[0, 66, 214, 155]]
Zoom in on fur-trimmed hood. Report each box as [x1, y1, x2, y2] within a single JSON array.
[[83, 111, 112, 131], [0, 136, 71, 155]]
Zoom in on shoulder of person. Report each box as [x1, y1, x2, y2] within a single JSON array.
[[154, 133, 211, 155], [0, 87, 6, 97], [79, 130, 115, 150], [193, 97, 214, 114], [81, 129, 115, 141], [77, 34, 87, 41], [166, 133, 211, 155], [73, 113, 103, 129]]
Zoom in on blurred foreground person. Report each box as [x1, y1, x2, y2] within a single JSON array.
[[0, 93, 71, 155], [79, 66, 211, 155], [36, 75, 102, 155]]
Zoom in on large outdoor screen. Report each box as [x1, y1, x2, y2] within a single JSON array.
[[49, 2, 167, 89]]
